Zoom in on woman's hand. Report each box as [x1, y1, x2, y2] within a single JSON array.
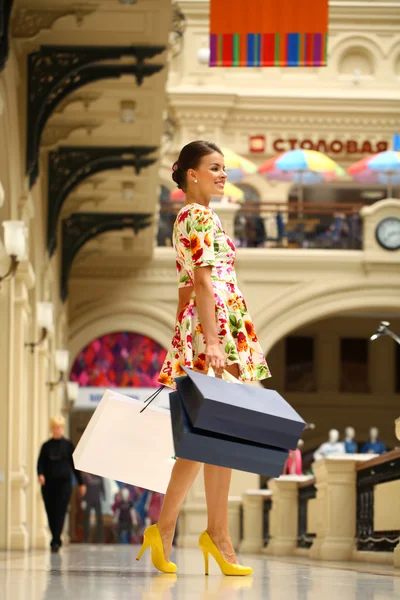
[[206, 342, 225, 377], [38, 475, 45, 486]]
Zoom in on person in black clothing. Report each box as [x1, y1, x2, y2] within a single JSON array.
[[37, 415, 86, 553], [82, 473, 105, 543]]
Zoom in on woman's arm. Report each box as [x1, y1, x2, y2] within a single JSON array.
[[177, 286, 194, 319], [193, 266, 225, 375]]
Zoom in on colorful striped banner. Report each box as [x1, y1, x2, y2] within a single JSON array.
[[210, 0, 328, 67]]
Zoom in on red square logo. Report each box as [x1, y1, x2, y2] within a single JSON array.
[[249, 135, 266, 153]]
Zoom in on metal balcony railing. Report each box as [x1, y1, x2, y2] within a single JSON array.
[[158, 201, 365, 250]]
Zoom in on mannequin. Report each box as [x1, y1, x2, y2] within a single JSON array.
[[283, 439, 304, 475], [313, 429, 346, 461], [362, 427, 387, 454], [344, 426, 358, 454]]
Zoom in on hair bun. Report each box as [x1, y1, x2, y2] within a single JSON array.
[[172, 161, 184, 189]]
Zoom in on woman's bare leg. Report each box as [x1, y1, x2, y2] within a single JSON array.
[[157, 458, 202, 560], [204, 363, 240, 563]]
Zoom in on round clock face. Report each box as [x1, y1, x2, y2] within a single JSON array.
[[375, 217, 400, 251]]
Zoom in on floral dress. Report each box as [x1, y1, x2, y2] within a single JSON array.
[[158, 203, 271, 389]]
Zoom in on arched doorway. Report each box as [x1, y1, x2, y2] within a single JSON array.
[[262, 311, 400, 473], [69, 331, 167, 545]]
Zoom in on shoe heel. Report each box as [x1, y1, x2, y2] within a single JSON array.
[[202, 549, 209, 576], [136, 539, 149, 561]]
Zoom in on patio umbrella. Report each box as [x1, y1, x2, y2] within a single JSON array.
[[347, 151, 400, 197], [258, 149, 344, 211], [221, 148, 258, 183], [170, 182, 245, 202]]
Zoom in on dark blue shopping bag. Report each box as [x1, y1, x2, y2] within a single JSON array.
[[175, 367, 305, 451], [169, 390, 289, 477]]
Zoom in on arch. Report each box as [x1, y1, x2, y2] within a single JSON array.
[[68, 300, 175, 364], [257, 281, 400, 356], [329, 34, 384, 62], [236, 182, 261, 203], [338, 46, 374, 76]]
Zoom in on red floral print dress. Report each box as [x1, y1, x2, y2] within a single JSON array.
[[158, 203, 271, 389]]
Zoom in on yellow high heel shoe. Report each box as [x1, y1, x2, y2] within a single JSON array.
[[136, 524, 177, 574], [198, 531, 253, 576]]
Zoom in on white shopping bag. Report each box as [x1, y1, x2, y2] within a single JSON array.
[[73, 388, 175, 494]]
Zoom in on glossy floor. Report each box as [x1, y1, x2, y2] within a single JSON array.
[[1, 545, 399, 600]]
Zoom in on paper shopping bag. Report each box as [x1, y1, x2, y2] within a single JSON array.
[[170, 391, 288, 477], [177, 367, 305, 451], [73, 388, 175, 494]]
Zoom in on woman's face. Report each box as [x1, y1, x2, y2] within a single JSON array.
[[51, 424, 64, 439], [190, 152, 227, 198]]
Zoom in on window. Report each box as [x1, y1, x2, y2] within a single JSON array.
[[285, 336, 316, 392], [340, 337, 369, 393]]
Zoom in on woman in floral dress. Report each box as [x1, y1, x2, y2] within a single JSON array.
[[147, 141, 270, 574]]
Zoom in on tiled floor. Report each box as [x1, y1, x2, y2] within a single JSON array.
[[1, 545, 399, 600]]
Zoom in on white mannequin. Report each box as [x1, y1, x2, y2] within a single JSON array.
[[344, 426, 357, 453], [313, 429, 346, 461], [362, 427, 387, 454], [370, 427, 378, 443]]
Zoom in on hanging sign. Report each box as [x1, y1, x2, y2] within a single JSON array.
[[210, 0, 329, 67]]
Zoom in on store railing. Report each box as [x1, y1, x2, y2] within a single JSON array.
[[158, 201, 365, 250], [356, 450, 400, 552]]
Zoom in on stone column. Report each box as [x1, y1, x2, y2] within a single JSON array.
[[240, 490, 271, 554], [264, 476, 302, 556], [10, 262, 35, 550], [309, 457, 359, 561], [32, 342, 51, 549], [394, 543, 400, 568]]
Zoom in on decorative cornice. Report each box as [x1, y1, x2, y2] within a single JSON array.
[[56, 92, 102, 113], [61, 212, 152, 301], [41, 121, 102, 146], [47, 145, 157, 256], [11, 4, 98, 38], [26, 44, 165, 186]]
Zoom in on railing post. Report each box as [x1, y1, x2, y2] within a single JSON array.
[[239, 490, 271, 554], [264, 476, 305, 556], [309, 457, 372, 561]]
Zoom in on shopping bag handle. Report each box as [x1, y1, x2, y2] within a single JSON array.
[[140, 386, 164, 413], [207, 366, 243, 384]]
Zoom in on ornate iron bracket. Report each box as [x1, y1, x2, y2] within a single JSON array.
[[27, 44, 165, 186], [61, 211, 152, 301], [47, 144, 157, 256], [0, 0, 14, 72]]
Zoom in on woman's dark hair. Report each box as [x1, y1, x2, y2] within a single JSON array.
[[172, 140, 223, 191]]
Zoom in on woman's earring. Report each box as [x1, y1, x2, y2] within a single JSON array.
[[194, 179, 198, 183]]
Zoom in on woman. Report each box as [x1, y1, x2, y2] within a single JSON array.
[[136, 141, 271, 575], [37, 416, 86, 552]]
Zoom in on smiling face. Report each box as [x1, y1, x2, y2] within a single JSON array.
[[187, 151, 227, 200]]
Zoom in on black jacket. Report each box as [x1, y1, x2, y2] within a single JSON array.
[[37, 437, 83, 485]]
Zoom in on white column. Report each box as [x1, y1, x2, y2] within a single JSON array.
[[309, 457, 367, 561], [32, 342, 51, 549], [10, 262, 35, 550], [264, 477, 301, 556], [240, 490, 271, 554]]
